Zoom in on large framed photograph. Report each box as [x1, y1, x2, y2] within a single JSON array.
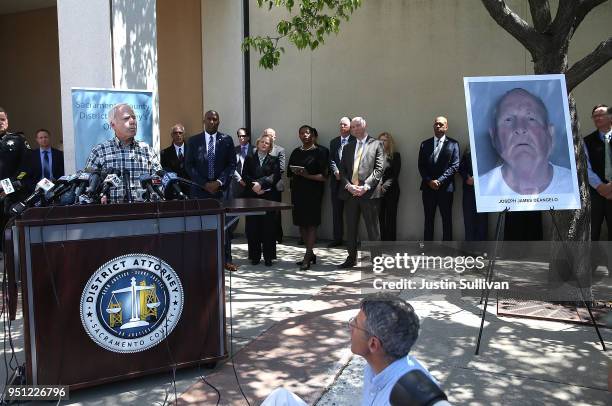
[[464, 74, 580, 213]]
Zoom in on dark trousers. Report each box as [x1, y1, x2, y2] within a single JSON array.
[[504, 211, 542, 241], [462, 187, 488, 241], [245, 208, 277, 262], [345, 197, 380, 259], [591, 189, 612, 241], [422, 189, 453, 241], [379, 190, 399, 241], [330, 180, 345, 242]]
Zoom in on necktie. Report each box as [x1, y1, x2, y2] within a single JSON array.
[[339, 138, 347, 161], [605, 133, 612, 181], [433, 138, 443, 163], [207, 135, 215, 179], [352, 141, 364, 185], [259, 154, 266, 166], [241, 145, 247, 159], [178, 147, 183, 161], [42, 150, 51, 179]]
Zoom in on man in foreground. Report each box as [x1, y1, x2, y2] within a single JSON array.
[[262, 294, 437, 405]]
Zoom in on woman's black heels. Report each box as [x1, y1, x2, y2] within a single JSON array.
[[296, 254, 317, 266]]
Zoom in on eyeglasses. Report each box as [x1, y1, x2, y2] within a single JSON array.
[[348, 316, 373, 336], [172, 131, 184, 135]]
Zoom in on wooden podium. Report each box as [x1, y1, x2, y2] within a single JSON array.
[[10, 198, 289, 389]]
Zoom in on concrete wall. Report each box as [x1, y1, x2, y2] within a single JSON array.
[[0, 7, 62, 148], [157, 0, 203, 147], [57, 0, 113, 173], [236, 0, 612, 240]]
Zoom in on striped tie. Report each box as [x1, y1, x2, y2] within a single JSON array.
[[352, 141, 363, 185], [605, 133, 612, 181], [207, 135, 215, 180]]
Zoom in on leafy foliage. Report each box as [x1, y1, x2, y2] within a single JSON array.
[[243, 0, 362, 69]]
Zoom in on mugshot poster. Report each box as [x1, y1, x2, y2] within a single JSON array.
[[463, 75, 580, 213], [72, 88, 154, 170]]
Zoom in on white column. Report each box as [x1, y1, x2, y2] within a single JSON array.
[[201, 0, 246, 132], [111, 0, 160, 152], [57, 0, 113, 173]]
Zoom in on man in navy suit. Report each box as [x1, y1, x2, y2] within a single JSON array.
[[329, 116, 355, 247], [185, 110, 236, 199], [417, 116, 460, 241], [23, 128, 64, 192], [185, 110, 237, 271]]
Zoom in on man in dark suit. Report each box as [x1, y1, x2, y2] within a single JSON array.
[[23, 128, 64, 192], [185, 110, 236, 199], [185, 110, 237, 271], [584, 104, 612, 240], [337, 117, 384, 268], [160, 123, 190, 179], [329, 116, 355, 247], [229, 127, 254, 199], [417, 116, 460, 241]]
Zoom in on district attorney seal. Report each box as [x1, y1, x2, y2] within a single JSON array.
[[80, 253, 184, 353]]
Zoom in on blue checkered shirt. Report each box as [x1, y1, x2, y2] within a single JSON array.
[[85, 136, 162, 203]]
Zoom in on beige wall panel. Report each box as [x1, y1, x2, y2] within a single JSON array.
[[245, 0, 612, 240], [157, 0, 203, 147], [0, 7, 62, 148]]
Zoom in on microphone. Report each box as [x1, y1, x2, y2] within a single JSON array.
[[122, 168, 132, 203], [99, 170, 122, 199], [85, 169, 106, 198], [44, 173, 81, 205], [10, 178, 55, 215], [139, 174, 161, 202], [390, 370, 450, 406], [73, 169, 94, 200], [0, 171, 27, 196], [157, 170, 186, 200], [150, 174, 166, 201]]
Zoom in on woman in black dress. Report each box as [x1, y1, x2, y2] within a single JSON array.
[[378, 132, 401, 241], [287, 125, 328, 269], [242, 134, 281, 266]]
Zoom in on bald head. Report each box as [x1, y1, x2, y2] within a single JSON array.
[[433, 116, 448, 138], [263, 128, 277, 141]]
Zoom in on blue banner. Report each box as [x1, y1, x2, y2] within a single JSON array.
[[71, 88, 154, 170]]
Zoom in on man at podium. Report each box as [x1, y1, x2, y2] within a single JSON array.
[[85, 103, 162, 203]]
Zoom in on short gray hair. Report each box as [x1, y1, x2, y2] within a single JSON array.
[[108, 103, 134, 124], [351, 116, 366, 128], [361, 293, 420, 360]]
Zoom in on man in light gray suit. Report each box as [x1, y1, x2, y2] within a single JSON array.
[[337, 117, 384, 268], [264, 128, 286, 244]]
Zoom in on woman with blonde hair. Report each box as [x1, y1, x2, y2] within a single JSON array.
[[242, 133, 281, 266], [377, 132, 401, 241]]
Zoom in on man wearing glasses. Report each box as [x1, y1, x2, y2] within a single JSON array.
[[262, 294, 437, 405]]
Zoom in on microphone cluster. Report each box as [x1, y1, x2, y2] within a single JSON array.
[[7, 167, 193, 216]]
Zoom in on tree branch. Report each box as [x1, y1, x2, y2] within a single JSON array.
[[566, 36, 612, 91], [573, 0, 609, 33], [528, 0, 552, 33], [480, 0, 542, 54]]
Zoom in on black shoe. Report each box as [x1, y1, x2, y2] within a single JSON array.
[[299, 253, 315, 271], [264, 260, 273, 267], [297, 239, 304, 245], [251, 259, 260, 265], [277, 238, 283, 244], [296, 254, 317, 266], [327, 240, 342, 248], [338, 258, 356, 269]]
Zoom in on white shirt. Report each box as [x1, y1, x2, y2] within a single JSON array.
[[204, 131, 217, 154], [361, 355, 437, 406], [173, 143, 184, 158], [479, 163, 574, 196]]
